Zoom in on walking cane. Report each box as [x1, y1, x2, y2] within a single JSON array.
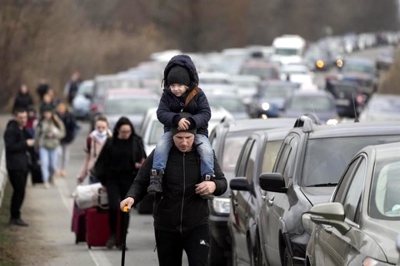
[[121, 206, 129, 266]]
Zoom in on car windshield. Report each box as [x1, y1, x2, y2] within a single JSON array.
[[222, 134, 248, 179], [368, 97, 400, 113], [77, 82, 93, 96], [148, 120, 164, 145], [275, 48, 299, 56], [342, 63, 375, 75], [259, 85, 294, 98], [208, 97, 246, 113], [241, 67, 278, 80], [370, 160, 400, 221], [104, 98, 158, 115], [96, 78, 141, 96], [301, 135, 400, 187], [288, 95, 333, 111]]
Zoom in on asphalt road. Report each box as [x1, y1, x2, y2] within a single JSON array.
[[1, 45, 392, 266]]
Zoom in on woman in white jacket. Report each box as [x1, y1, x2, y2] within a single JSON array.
[[77, 116, 112, 184]]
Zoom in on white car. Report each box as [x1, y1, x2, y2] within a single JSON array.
[[230, 74, 261, 104], [280, 64, 314, 85], [140, 107, 234, 155]]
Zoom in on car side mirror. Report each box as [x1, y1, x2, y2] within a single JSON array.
[[309, 202, 351, 235], [230, 178, 250, 192], [259, 173, 287, 193], [302, 213, 314, 235]]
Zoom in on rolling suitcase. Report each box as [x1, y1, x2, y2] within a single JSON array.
[[71, 203, 86, 244], [29, 164, 43, 184], [86, 207, 121, 249]]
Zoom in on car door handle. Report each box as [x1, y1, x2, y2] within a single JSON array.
[[323, 226, 333, 234], [262, 195, 267, 200], [267, 197, 275, 206]]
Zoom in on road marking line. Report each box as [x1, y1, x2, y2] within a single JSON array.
[[54, 178, 113, 266]]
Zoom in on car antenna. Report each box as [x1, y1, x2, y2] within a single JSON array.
[[352, 93, 359, 122]]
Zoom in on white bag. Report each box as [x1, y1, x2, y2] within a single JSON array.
[[74, 183, 108, 209]]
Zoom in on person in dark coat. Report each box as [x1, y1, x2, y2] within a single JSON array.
[[36, 79, 50, 102], [12, 84, 34, 114], [148, 55, 214, 200], [120, 124, 227, 266], [64, 71, 82, 105], [56, 102, 79, 177], [4, 108, 36, 226], [93, 117, 146, 250]]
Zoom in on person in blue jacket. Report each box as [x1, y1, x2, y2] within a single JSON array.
[[148, 55, 214, 199]]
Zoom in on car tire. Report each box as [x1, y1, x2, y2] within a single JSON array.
[[209, 236, 226, 266], [283, 247, 294, 266], [250, 235, 263, 266]]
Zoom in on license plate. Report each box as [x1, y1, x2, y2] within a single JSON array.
[[336, 99, 350, 106]]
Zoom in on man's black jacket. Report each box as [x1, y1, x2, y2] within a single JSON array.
[[157, 55, 211, 137], [4, 120, 35, 171], [126, 146, 227, 233]]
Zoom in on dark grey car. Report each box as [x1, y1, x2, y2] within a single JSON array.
[[208, 118, 295, 266], [304, 142, 400, 265], [257, 117, 400, 266], [280, 90, 339, 124], [228, 127, 291, 266]]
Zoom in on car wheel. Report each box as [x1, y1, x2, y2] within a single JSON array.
[[209, 236, 226, 266], [251, 236, 263, 266], [283, 247, 294, 266]]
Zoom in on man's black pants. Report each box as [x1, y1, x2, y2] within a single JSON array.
[[155, 224, 210, 266], [8, 170, 28, 220]]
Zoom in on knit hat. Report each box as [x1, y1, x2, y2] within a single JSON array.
[[167, 66, 191, 87], [170, 112, 196, 136], [40, 104, 54, 113]]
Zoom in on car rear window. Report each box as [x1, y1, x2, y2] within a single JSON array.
[[301, 135, 400, 187], [104, 98, 158, 115], [289, 96, 334, 112], [221, 134, 248, 180], [369, 159, 400, 221]]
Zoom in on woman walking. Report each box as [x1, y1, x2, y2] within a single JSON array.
[[77, 116, 112, 184], [35, 106, 65, 188], [12, 84, 34, 113], [56, 102, 78, 177], [93, 117, 146, 249]]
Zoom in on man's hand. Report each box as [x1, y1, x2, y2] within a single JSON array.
[[26, 139, 35, 147], [195, 181, 216, 196], [76, 175, 85, 184], [178, 118, 191, 131], [120, 197, 135, 211]]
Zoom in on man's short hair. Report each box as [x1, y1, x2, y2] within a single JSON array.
[[14, 108, 27, 115]]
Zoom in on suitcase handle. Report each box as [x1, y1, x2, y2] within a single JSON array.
[[97, 188, 109, 210]]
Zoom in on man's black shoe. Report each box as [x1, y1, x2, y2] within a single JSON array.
[[10, 218, 29, 227], [106, 234, 116, 249]]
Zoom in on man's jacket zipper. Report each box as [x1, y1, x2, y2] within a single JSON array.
[[180, 153, 186, 234]]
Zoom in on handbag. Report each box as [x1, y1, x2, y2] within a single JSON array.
[[74, 183, 108, 209]]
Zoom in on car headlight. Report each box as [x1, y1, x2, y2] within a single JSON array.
[[261, 102, 270, 111], [326, 119, 339, 125], [212, 198, 231, 214], [363, 258, 393, 266], [316, 60, 325, 69]]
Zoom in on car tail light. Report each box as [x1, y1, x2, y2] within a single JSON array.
[[356, 94, 364, 105], [90, 104, 99, 112]]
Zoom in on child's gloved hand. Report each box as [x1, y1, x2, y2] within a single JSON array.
[[178, 118, 191, 130]]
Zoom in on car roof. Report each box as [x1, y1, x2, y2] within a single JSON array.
[[344, 58, 375, 66], [230, 75, 261, 82], [301, 122, 400, 139], [242, 61, 277, 68], [292, 90, 332, 97], [372, 142, 400, 161], [95, 75, 139, 81], [253, 127, 293, 141], [104, 88, 158, 97], [215, 118, 296, 134], [260, 80, 299, 87]]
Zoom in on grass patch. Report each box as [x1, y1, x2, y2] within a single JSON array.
[[0, 182, 19, 266]]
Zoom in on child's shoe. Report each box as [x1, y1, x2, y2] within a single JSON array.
[[147, 169, 164, 193]]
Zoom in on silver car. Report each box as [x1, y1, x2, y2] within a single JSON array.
[[304, 142, 400, 265]]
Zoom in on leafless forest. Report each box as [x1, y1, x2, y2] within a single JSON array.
[[1, 0, 398, 109]]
